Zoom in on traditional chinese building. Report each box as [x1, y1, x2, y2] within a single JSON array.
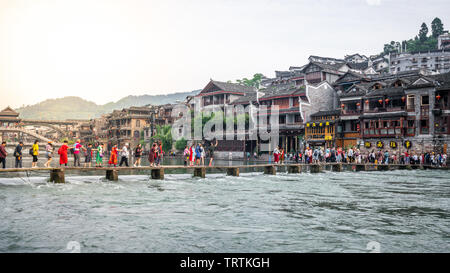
[[305, 110, 340, 148], [0, 107, 21, 127]]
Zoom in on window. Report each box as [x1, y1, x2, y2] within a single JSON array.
[[407, 95, 415, 110], [136, 120, 140, 127], [421, 95, 429, 105], [294, 114, 302, 123], [420, 119, 429, 134]]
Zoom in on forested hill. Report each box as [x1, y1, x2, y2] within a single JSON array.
[[15, 90, 199, 120]]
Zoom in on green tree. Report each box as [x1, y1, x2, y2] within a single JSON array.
[[151, 125, 173, 153], [175, 138, 188, 150], [383, 41, 398, 55], [236, 73, 264, 89], [419, 22, 429, 42], [431, 17, 444, 38]]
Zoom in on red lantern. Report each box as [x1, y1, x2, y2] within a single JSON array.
[[365, 100, 369, 104], [436, 94, 441, 100], [401, 96, 406, 102], [341, 104, 345, 108], [356, 102, 361, 106], [378, 99, 383, 104], [385, 98, 390, 103]]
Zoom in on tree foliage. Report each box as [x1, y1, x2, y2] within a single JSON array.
[[381, 18, 444, 55], [236, 73, 264, 89], [431, 17, 444, 38], [419, 22, 429, 42], [151, 125, 173, 153], [175, 138, 188, 150]]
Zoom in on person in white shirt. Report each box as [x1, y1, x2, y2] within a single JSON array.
[[119, 143, 130, 167]]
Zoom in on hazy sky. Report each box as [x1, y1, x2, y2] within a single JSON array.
[[1, 0, 449, 109]]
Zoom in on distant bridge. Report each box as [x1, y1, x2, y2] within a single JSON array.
[[20, 119, 90, 138], [0, 127, 63, 146]]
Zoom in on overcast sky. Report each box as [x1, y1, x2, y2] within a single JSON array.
[[1, 0, 449, 109]]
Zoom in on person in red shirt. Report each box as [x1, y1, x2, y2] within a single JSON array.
[[0, 141, 7, 169], [58, 140, 69, 166]]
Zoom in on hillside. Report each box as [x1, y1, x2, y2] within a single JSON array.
[[15, 90, 199, 120]]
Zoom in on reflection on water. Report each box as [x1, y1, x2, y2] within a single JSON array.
[[0, 166, 449, 253]]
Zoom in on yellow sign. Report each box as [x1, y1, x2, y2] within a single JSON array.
[[390, 141, 397, 149], [326, 122, 330, 126], [319, 123, 323, 127], [404, 140, 412, 149], [364, 142, 371, 148], [312, 123, 316, 127], [376, 141, 384, 148], [306, 123, 310, 127], [325, 135, 333, 140]]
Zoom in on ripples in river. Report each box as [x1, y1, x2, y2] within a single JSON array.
[[0, 169, 449, 253]]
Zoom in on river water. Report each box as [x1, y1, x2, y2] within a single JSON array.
[[0, 157, 449, 253]]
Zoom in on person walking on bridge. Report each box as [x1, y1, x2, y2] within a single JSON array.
[[44, 141, 54, 168], [119, 143, 129, 167], [73, 139, 82, 167], [133, 144, 142, 167], [109, 144, 118, 167], [31, 140, 39, 168], [0, 141, 7, 169], [58, 140, 69, 167], [14, 142, 23, 168], [95, 143, 104, 167]]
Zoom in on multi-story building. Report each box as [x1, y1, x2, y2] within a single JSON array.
[[389, 50, 450, 74], [106, 106, 153, 149], [334, 70, 450, 155], [305, 110, 340, 148], [438, 33, 450, 50]]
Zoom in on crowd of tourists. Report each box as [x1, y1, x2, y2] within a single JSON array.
[[0, 139, 164, 169], [272, 146, 448, 167], [183, 139, 218, 167], [0, 140, 448, 169]]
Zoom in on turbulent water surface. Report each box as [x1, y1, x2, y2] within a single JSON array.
[[0, 161, 449, 253]]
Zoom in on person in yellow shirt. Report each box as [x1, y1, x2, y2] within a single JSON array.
[[31, 140, 39, 168]]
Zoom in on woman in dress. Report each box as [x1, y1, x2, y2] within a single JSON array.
[[95, 143, 104, 167], [58, 140, 69, 167], [189, 144, 195, 166], [109, 144, 118, 167]]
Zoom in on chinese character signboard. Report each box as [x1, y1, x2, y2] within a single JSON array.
[[404, 140, 412, 149], [390, 141, 397, 149], [376, 141, 384, 148], [365, 142, 371, 148]]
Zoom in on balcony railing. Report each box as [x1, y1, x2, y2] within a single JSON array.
[[363, 128, 403, 137], [342, 109, 361, 115], [364, 106, 405, 113]]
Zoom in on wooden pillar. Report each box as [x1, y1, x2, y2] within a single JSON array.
[[398, 165, 412, 170], [226, 167, 239, 176], [193, 167, 206, 178], [287, 165, 301, 173], [264, 165, 276, 175], [106, 169, 118, 181], [50, 169, 65, 183], [355, 164, 367, 172], [332, 163, 343, 172], [310, 164, 323, 173], [151, 168, 164, 180]]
